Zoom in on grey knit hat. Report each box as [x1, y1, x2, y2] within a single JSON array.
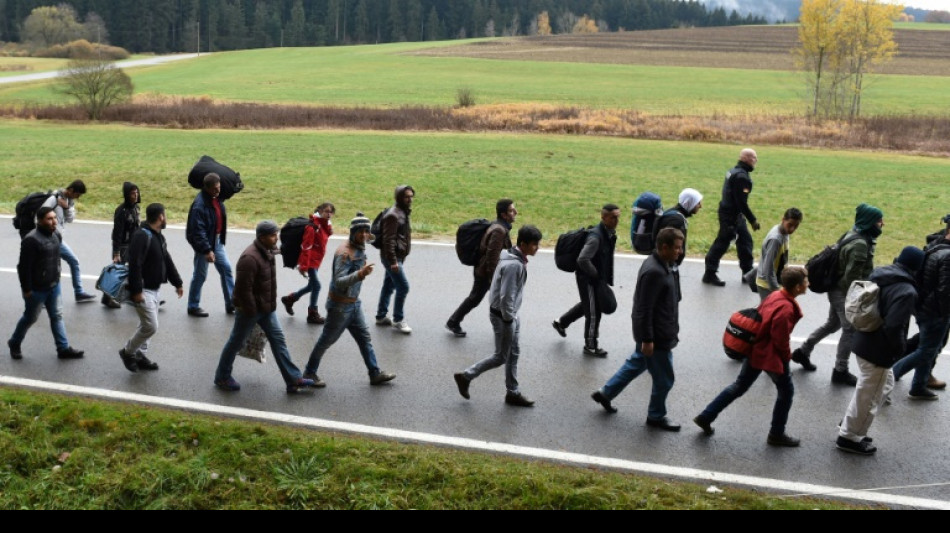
[[350, 212, 372, 232], [256, 220, 280, 237]]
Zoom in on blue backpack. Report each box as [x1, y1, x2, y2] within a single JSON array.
[[631, 192, 664, 254]]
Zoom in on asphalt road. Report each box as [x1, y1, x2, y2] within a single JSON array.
[[1, 219, 948, 506], [0, 54, 203, 85]]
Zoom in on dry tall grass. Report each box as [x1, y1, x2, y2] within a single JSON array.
[[3, 97, 948, 155]]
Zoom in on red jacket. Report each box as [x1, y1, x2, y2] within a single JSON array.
[[748, 289, 803, 375], [297, 215, 333, 271]]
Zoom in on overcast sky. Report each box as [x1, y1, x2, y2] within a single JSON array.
[[697, 0, 945, 22]]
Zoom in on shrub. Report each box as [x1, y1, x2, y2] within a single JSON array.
[[456, 87, 476, 108], [35, 39, 130, 60]]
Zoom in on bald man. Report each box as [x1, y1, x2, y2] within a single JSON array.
[[703, 149, 761, 287]]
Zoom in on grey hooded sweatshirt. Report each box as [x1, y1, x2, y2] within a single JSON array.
[[488, 247, 528, 323]]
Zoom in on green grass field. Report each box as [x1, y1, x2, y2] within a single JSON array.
[[1, 41, 949, 116], [2, 120, 947, 262], [0, 387, 859, 510], [0, 57, 70, 78]]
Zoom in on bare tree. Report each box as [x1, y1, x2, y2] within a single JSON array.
[[58, 59, 133, 120]]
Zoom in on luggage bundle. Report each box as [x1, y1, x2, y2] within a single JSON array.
[[631, 192, 663, 255], [188, 156, 244, 200]]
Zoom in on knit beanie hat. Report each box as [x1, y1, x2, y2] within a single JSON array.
[[350, 212, 372, 232], [896, 246, 925, 273], [256, 220, 279, 238], [679, 188, 703, 213], [854, 203, 884, 233]]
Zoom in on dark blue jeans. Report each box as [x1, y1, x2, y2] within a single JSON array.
[[9, 283, 69, 351], [601, 344, 675, 420], [699, 360, 794, 436], [214, 310, 303, 387], [306, 300, 381, 378], [892, 315, 950, 394], [376, 262, 409, 322], [294, 268, 322, 309]]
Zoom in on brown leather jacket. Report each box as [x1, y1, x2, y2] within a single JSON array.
[[476, 221, 512, 279], [381, 206, 411, 266], [232, 239, 278, 315]]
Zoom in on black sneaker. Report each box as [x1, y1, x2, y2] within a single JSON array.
[[454, 373, 471, 400], [8, 340, 22, 360], [836, 436, 877, 455], [134, 351, 159, 371], [767, 433, 800, 447], [584, 345, 608, 358], [908, 389, 939, 401], [75, 292, 96, 303], [702, 273, 726, 287], [505, 391, 535, 408], [226, 306, 236, 315], [187, 307, 209, 318], [552, 320, 567, 338], [101, 294, 121, 309], [119, 349, 139, 373], [446, 321, 467, 338], [591, 391, 618, 414], [57, 347, 85, 360], [693, 416, 715, 436], [646, 417, 681, 432], [831, 369, 858, 387], [370, 371, 396, 386], [792, 348, 817, 372]]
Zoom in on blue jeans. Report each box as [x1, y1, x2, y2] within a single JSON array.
[[463, 314, 521, 393], [699, 360, 794, 436], [294, 269, 322, 309], [10, 283, 69, 350], [376, 261, 409, 322], [214, 310, 303, 387], [188, 236, 234, 310], [60, 241, 84, 295], [306, 300, 381, 378], [601, 344, 675, 420], [893, 315, 950, 394]]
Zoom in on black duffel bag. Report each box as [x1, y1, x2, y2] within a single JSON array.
[[188, 155, 244, 200]]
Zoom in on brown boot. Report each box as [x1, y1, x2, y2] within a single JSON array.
[[307, 307, 326, 325], [928, 375, 947, 391], [281, 293, 299, 316]]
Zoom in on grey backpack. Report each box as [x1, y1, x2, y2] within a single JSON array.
[[845, 280, 884, 333]]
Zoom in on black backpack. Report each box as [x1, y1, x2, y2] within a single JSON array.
[[369, 209, 388, 250], [279, 217, 314, 269], [188, 155, 245, 201], [14, 191, 54, 238], [631, 192, 663, 255], [555, 227, 593, 273], [456, 219, 493, 266], [806, 233, 864, 294]]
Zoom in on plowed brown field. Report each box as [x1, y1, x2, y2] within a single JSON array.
[[413, 26, 950, 76]]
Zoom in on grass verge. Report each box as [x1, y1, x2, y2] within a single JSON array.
[[0, 386, 862, 509]]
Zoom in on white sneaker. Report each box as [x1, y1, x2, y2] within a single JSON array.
[[376, 316, 393, 326], [393, 321, 412, 334]]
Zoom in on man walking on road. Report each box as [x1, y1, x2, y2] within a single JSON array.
[[792, 203, 883, 384], [8, 207, 84, 361], [746, 208, 803, 302], [42, 180, 95, 303], [590, 228, 684, 431], [118, 204, 184, 373], [703, 149, 760, 287], [454, 225, 543, 407], [836, 247, 923, 456], [186, 173, 235, 318], [446, 199, 517, 338], [552, 204, 620, 357], [213, 221, 316, 394], [652, 188, 703, 267], [376, 185, 415, 334], [305, 214, 397, 388], [891, 221, 950, 401], [694, 266, 808, 447]]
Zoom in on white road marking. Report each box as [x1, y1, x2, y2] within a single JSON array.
[[0, 375, 947, 509]]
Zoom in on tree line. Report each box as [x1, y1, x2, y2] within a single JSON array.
[[1, 0, 767, 54]]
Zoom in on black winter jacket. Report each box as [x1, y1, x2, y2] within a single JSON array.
[[918, 238, 950, 318], [186, 191, 227, 255], [852, 264, 918, 368], [718, 161, 757, 225], [652, 204, 690, 265], [127, 223, 183, 295], [18, 227, 61, 292], [576, 222, 617, 286], [632, 252, 680, 351], [112, 181, 141, 258]]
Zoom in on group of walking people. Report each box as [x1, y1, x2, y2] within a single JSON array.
[[9, 148, 948, 457]]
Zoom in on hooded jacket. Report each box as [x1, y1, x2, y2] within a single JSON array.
[[476, 219, 512, 279], [836, 229, 876, 292], [112, 182, 141, 257], [918, 235, 950, 318], [748, 289, 803, 374], [851, 264, 918, 368], [489, 247, 528, 323], [297, 214, 333, 271], [186, 190, 228, 255], [381, 186, 412, 265], [41, 189, 75, 235]]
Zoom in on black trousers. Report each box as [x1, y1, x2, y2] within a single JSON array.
[[705, 213, 754, 275], [559, 276, 601, 346], [448, 272, 492, 325]]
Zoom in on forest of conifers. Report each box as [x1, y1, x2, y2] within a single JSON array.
[[0, 0, 768, 53]]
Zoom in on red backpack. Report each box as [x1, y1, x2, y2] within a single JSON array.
[[723, 308, 763, 361]]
